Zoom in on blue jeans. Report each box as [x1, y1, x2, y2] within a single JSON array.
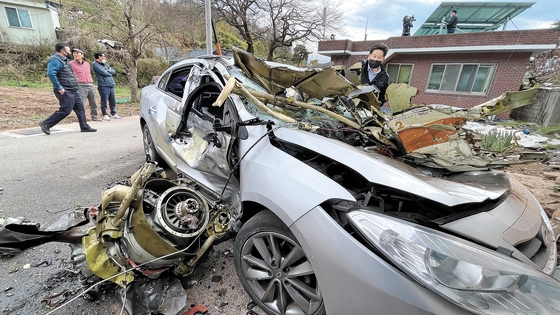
[[43, 89, 91, 130], [98, 86, 116, 116], [447, 28, 456, 34]]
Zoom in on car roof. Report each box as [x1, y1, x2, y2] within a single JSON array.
[[168, 54, 234, 71]]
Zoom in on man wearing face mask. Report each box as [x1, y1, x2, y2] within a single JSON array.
[[93, 51, 121, 121], [360, 43, 390, 103], [39, 42, 96, 135]]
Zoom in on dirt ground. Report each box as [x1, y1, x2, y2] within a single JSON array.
[[0, 85, 139, 131], [0, 86, 558, 213]]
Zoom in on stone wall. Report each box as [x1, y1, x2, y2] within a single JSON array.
[[511, 87, 560, 126]]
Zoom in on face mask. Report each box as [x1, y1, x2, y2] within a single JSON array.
[[368, 60, 382, 69], [101, 59, 107, 64]]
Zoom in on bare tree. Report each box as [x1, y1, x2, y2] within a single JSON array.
[[211, 0, 262, 53], [317, 0, 346, 40], [212, 0, 345, 60], [90, 0, 165, 102], [259, 0, 321, 60]]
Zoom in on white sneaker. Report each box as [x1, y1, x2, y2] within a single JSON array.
[[103, 115, 111, 121], [112, 114, 122, 119]]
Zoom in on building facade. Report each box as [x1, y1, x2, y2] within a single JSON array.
[[318, 29, 560, 111], [0, 0, 60, 45]]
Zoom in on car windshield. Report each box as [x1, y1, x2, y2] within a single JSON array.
[[227, 65, 344, 129]]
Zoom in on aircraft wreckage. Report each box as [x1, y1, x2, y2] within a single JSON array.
[[228, 47, 545, 172], [0, 48, 549, 314]]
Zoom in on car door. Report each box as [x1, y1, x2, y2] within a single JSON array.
[[146, 64, 194, 168], [171, 79, 245, 217]]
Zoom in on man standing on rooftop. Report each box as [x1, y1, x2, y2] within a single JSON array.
[[446, 9, 458, 34]]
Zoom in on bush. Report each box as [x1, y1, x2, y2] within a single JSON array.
[[137, 58, 168, 88], [0, 42, 53, 84]]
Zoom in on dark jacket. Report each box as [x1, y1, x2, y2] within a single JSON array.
[[92, 61, 116, 87], [447, 15, 458, 29], [46, 53, 79, 91], [360, 61, 389, 103]]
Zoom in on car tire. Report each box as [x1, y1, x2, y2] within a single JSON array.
[[142, 124, 164, 165], [233, 210, 325, 315]]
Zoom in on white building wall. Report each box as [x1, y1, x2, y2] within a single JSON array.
[[0, 0, 59, 45]]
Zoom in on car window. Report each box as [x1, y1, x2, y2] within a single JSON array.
[[157, 71, 171, 90], [161, 67, 192, 99]]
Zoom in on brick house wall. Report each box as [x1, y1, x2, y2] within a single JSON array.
[[390, 51, 531, 108], [318, 29, 560, 116]]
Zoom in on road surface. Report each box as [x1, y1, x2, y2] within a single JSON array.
[[0, 117, 260, 315]]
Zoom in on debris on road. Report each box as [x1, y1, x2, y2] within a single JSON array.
[[183, 304, 208, 315]]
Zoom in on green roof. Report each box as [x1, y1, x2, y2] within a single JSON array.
[[414, 1, 535, 36]]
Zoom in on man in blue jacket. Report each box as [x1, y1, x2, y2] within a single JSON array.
[[93, 51, 121, 121], [39, 42, 96, 135]]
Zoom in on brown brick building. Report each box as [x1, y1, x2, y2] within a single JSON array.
[[318, 29, 560, 112]]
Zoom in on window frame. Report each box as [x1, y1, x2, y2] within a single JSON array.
[[4, 6, 33, 29], [156, 66, 194, 99], [425, 63, 496, 95], [386, 63, 414, 84]]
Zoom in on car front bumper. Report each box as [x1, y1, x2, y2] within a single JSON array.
[[290, 206, 473, 315]]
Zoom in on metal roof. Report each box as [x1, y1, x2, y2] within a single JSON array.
[[414, 2, 535, 36]]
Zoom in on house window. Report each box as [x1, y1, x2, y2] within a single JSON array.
[[387, 64, 413, 84], [5, 7, 33, 28], [427, 63, 495, 94]]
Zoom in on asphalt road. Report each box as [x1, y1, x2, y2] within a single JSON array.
[[0, 117, 260, 315]]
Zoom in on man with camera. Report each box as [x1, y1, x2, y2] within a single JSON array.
[[402, 15, 415, 36]]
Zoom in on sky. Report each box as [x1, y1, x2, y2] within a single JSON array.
[[336, 0, 558, 41]]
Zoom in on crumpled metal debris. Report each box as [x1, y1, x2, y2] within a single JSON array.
[[228, 48, 546, 172], [124, 275, 187, 315]]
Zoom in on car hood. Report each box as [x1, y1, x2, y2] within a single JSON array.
[[273, 127, 509, 207]]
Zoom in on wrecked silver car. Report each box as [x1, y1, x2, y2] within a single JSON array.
[[137, 48, 560, 314], [2, 47, 560, 315]]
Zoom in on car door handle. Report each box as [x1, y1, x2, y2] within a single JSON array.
[[149, 106, 157, 114]]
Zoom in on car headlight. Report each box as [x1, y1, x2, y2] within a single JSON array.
[[347, 210, 560, 315]]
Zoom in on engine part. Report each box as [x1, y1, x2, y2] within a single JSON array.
[[153, 186, 210, 243]]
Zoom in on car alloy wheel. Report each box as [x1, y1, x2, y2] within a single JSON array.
[[142, 124, 164, 165], [234, 210, 325, 315]]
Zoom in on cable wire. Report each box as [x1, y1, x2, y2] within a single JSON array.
[[219, 122, 295, 197], [45, 232, 204, 315]]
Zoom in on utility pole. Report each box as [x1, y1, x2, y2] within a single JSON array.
[[205, 0, 213, 54], [364, 17, 368, 41], [323, 7, 327, 40]]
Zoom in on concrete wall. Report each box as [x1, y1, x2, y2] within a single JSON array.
[[510, 87, 560, 127], [0, 0, 59, 45]]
